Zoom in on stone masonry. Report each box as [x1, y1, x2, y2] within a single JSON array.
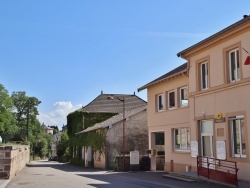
[[0, 145, 30, 179]]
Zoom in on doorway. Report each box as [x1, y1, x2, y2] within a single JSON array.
[[200, 120, 214, 157]]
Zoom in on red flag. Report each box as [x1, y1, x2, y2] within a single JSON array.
[[245, 56, 250, 65], [243, 48, 250, 65]]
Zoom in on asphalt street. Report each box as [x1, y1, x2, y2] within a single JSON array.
[[6, 160, 229, 188]]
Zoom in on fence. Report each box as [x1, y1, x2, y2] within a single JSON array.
[[197, 156, 239, 186]]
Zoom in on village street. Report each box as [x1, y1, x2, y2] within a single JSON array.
[[5, 160, 230, 188]]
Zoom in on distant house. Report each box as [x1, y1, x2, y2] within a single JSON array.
[[67, 91, 147, 168], [51, 132, 61, 157], [77, 105, 148, 170], [43, 125, 54, 135]]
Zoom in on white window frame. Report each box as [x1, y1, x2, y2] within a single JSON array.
[[200, 61, 208, 90], [180, 86, 188, 107], [173, 128, 190, 152], [229, 48, 240, 82], [168, 90, 175, 109], [229, 115, 246, 158], [157, 93, 164, 112]]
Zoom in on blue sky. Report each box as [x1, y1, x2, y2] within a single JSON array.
[[1, 1, 249, 129]]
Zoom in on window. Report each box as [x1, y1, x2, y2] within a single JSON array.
[[155, 132, 164, 145], [174, 128, 190, 151], [157, 94, 164, 111], [229, 48, 240, 82], [180, 87, 188, 107], [200, 61, 208, 90], [229, 116, 246, 158], [168, 91, 175, 109]]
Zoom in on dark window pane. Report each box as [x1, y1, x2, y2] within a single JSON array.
[[155, 132, 164, 145], [169, 92, 175, 108], [230, 52, 235, 81]]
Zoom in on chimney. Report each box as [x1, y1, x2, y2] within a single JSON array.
[[243, 15, 248, 19]]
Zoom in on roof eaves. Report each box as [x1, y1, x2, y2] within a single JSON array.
[[138, 66, 188, 92], [177, 15, 250, 58]]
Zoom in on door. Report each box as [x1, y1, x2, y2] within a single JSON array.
[[200, 120, 214, 157], [200, 120, 214, 168]]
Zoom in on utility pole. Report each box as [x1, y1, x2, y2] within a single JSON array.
[[26, 100, 30, 141]]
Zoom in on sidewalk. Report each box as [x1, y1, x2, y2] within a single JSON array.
[[0, 179, 9, 188], [163, 171, 250, 188]]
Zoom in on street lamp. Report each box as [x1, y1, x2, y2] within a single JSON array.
[[107, 96, 125, 171]]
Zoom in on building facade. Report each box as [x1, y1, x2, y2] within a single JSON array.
[[77, 105, 148, 170], [139, 15, 250, 181]]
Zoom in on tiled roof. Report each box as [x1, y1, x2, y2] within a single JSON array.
[[81, 93, 147, 113], [177, 15, 250, 57], [138, 62, 188, 91], [76, 105, 147, 134]]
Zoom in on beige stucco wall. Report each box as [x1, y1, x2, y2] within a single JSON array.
[[147, 75, 191, 171], [188, 29, 250, 93], [145, 21, 250, 181], [187, 26, 250, 181]]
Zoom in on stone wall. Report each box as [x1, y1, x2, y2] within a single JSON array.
[[0, 145, 30, 179]]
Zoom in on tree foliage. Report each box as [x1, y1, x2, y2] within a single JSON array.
[[11, 91, 41, 141], [0, 84, 16, 141], [57, 130, 69, 158], [0, 83, 52, 159]]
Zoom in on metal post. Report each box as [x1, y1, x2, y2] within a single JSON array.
[[122, 97, 125, 171], [107, 95, 126, 171], [26, 100, 30, 141]]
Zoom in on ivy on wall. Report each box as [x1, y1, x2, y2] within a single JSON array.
[[67, 110, 117, 158]]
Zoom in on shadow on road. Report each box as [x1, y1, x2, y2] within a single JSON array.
[[27, 160, 108, 173], [26, 161, 228, 188]]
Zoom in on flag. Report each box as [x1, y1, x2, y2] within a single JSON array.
[[243, 48, 250, 65], [245, 56, 250, 65]]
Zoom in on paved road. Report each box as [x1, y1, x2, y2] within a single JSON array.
[[6, 160, 229, 188]]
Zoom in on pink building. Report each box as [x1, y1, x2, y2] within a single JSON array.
[[139, 15, 250, 181]]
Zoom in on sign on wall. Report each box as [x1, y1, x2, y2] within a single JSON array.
[[130, 151, 139, 165], [216, 140, 226, 160], [191, 141, 198, 157]]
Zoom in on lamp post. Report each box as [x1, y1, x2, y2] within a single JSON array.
[[26, 100, 30, 141], [107, 96, 125, 171]]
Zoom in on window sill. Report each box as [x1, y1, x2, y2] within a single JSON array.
[[232, 155, 246, 158], [172, 150, 190, 154], [180, 105, 189, 108], [168, 107, 176, 110]]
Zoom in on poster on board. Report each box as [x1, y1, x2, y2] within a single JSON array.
[[191, 141, 198, 157], [216, 140, 226, 160]]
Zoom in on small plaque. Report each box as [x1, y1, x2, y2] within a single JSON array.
[[217, 128, 224, 137]]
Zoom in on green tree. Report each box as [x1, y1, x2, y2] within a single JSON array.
[[0, 84, 16, 142], [11, 91, 41, 141], [57, 130, 69, 158]]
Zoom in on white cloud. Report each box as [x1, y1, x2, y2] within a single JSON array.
[[38, 101, 82, 130]]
